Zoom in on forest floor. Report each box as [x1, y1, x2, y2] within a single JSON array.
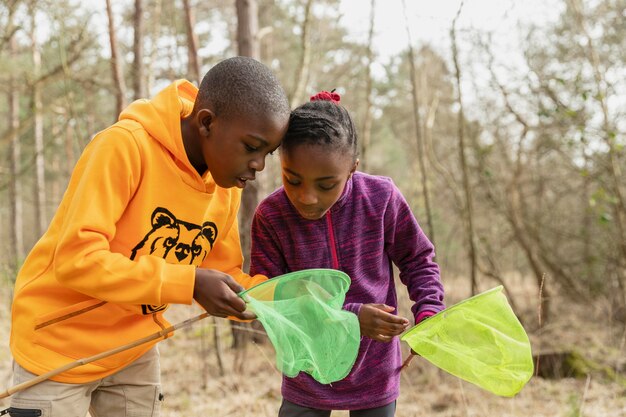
[[0, 274, 624, 417]]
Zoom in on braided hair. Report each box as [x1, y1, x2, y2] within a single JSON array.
[[282, 91, 358, 160]]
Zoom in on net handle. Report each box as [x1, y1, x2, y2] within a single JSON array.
[[0, 313, 209, 399]]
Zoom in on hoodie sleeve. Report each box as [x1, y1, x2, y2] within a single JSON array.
[[202, 189, 267, 290], [53, 127, 196, 306], [383, 181, 445, 322]]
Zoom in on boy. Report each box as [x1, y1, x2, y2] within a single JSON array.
[[8, 56, 290, 417]]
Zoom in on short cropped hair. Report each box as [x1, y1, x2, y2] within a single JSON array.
[[193, 56, 290, 121], [282, 100, 358, 158]]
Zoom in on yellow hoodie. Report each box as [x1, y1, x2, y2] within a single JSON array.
[[10, 80, 266, 383]]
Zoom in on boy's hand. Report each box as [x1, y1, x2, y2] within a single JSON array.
[[193, 269, 256, 321], [358, 304, 410, 342]]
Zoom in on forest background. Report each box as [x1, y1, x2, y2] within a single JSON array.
[[0, 0, 625, 415]]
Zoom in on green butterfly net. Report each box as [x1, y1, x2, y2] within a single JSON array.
[[239, 269, 360, 384], [401, 286, 533, 397]]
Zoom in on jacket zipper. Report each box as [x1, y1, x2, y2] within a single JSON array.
[[5, 408, 42, 416], [326, 210, 340, 269], [153, 313, 168, 337], [35, 301, 108, 330]]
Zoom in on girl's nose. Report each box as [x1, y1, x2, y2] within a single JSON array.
[[298, 188, 318, 205]]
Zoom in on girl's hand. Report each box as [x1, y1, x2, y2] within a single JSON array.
[[358, 304, 410, 342]]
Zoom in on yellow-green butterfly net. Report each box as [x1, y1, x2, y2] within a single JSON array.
[[401, 286, 533, 397], [239, 269, 360, 384]]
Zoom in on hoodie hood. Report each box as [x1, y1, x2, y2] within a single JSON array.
[[119, 80, 197, 168]]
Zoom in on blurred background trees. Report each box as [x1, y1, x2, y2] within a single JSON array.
[[0, 0, 624, 325]]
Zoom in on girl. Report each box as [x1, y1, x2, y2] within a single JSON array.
[[250, 91, 445, 417]]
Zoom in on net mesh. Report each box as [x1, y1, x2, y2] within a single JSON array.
[[401, 286, 533, 397], [240, 269, 360, 384]]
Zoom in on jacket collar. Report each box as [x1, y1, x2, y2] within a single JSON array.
[[332, 173, 354, 211]]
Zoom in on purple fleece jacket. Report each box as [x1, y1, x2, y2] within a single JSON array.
[[250, 172, 445, 410]]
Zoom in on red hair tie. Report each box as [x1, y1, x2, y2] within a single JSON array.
[[310, 90, 341, 104]]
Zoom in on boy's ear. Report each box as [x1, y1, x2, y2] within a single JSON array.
[[196, 108, 214, 137]]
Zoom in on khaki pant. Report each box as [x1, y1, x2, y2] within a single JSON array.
[[9, 347, 162, 417]]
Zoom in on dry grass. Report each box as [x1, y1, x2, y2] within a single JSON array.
[[0, 275, 625, 416]]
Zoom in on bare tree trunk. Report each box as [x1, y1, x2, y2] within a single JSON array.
[[65, 112, 76, 180], [258, 0, 275, 67], [236, 0, 260, 59], [133, 0, 146, 99], [360, 0, 375, 171], [450, 1, 478, 295], [146, 0, 162, 94], [581, 141, 592, 280], [235, 0, 260, 262], [233, 0, 262, 353], [31, 5, 47, 237], [401, 0, 436, 247], [236, 0, 260, 275], [290, 0, 313, 108], [257, 0, 281, 200], [50, 109, 60, 207], [105, 0, 127, 118], [85, 82, 96, 139], [8, 34, 24, 275], [182, 0, 201, 84], [165, 1, 177, 81]]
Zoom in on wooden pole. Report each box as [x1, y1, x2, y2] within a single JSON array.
[[400, 352, 416, 371], [0, 313, 209, 399]]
